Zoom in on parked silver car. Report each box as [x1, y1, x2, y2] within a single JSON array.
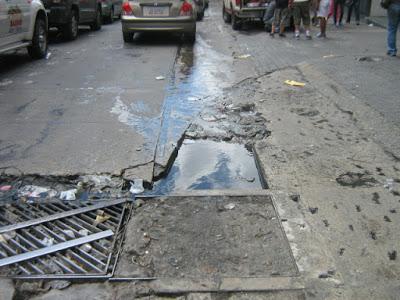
[[101, 0, 123, 23], [121, 0, 197, 43], [0, 0, 48, 58]]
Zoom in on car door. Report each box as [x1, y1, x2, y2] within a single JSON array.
[[0, 0, 28, 47], [0, 0, 10, 46], [79, 0, 95, 22]]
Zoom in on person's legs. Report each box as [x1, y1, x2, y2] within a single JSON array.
[[346, 2, 353, 23], [338, 0, 344, 24], [333, 0, 339, 24], [354, 0, 360, 24], [319, 17, 327, 36], [301, 1, 311, 38], [387, 4, 400, 55], [279, 8, 289, 36], [293, 3, 301, 37]]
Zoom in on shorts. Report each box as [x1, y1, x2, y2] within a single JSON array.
[[273, 8, 289, 26], [317, 0, 330, 18], [293, 1, 311, 26]]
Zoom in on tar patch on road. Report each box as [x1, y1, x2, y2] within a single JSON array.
[[116, 195, 298, 278]]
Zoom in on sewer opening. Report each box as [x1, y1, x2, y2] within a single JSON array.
[[148, 139, 267, 195]]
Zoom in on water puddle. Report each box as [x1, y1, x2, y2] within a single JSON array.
[[149, 139, 263, 195]]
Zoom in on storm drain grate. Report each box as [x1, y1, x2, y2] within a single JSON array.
[[0, 199, 131, 279]]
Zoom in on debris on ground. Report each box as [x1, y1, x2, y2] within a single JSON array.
[[234, 54, 252, 59], [59, 189, 77, 200], [130, 179, 144, 194], [19, 185, 57, 198], [93, 210, 111, 225], [155, 76, 165, 80], [224, 203, 236, 210], [0, 185, 12, 191], [336, 171, 378, 187], [284, 80, 306, 87]]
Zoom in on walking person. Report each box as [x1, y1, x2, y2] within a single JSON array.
[[386, 0, 400, 56], [270, 0, 289, 37], [289, 0, 312, 39], [346, 0, 360, 25], [333, 0, 345, 27], [316, 0, 330, 37]]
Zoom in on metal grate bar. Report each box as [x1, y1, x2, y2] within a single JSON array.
[[0, 199, 125, 234], [0, 230, 113, 267]]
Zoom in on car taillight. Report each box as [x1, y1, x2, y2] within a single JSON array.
[[235, 0, 240, 5], [180, 1, 193, 16], [122, 1, 133, 15]]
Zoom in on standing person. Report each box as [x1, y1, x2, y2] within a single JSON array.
[[316, 0, 330, 37], [270, 0, 289, 37], [289, 0, 312, 39], [333, 0, 345, 27], [386, 0, 400, 56], [346, 0, 360, 25]]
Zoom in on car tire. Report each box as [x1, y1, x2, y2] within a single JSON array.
[[184, 30, 196, 44], [63, 10, 78, 40], [232, 14, 241, 30], [123, 31, 133, 42], [28, 17, 48, 59], [222, 3, 231, 23], [90, 7, 102, 30], [197, 11, 204, 21]]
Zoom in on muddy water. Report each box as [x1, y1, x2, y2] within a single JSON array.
[[150, 139, 262, 194]]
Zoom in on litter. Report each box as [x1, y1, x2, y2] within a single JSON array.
[[0, 231, 16, 243], [368, 23, 374, 27], [45, 52, 52, 60], [130, 179, 144, 194], [19, 185, 55, 198], [384, 178, 394, 191], [323, 54, 336, 58], [156, 76, 165, 80], [224, 203, 236, 210], [284, 80, 306, 87], [0, 185, 12, 191], [60, 189, 77, 201], [94, 210, 111, 225], [41, 237, 54, 247], [234, 54, 252, 59], [62, 230, 75, 239], [79, 243, 92, 252], [79, 229, 89, 236]]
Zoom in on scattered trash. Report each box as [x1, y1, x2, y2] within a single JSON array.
[[62, 229, 75, 239], [41, 237, 54, 247], [309, 207, 318, 214], [245, 177, 255, 182], [44, 280, 71, 290], [384, 178, 394, 191], [79, 243, 92, 252], [234, 54, 252, 59], [24, 80, 34, 85], [133, 199, 145, 208], [290, 194, 300, 202], [284, 80, 306, 87], [155, 76, 165, 80], [323, 54, 336, 59], [19, 185, 56, 198], [336, 172, 377, 187], [187, 96, 199, 101], [60, 189, 77, 201], [388, 250, 397, 261], [78, 229, 89, 236], [357, 56, 382, 62], [224, 203, 236, 210], [136, 147, 142, 151], [45, 52, 52, 60], [318, 272, 331, 279], [130, 179, 144, 194], [368, 23, 374, 27], [0, 185, 12, 191], [0, 231, 16, 243], [93, 210, 111, 225]]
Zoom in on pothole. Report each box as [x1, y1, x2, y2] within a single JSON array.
[[148, 139, 266, 195]]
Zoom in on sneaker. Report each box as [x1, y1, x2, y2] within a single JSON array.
[[306, 34, 312, 40], [279, 33, 286, 37], [295, 31, 300, 39], [270, 32, 275, 37], [316, 32, 326, 38], [387, 51, 396, 57]]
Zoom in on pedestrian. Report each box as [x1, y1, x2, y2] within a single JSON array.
[[385, 0, 400, 56], [346, 0, 360, 25], [270, 0, 289, 37], [333, 0, 345, 27], [316, 0, 330, 37], [289, 0, 312, 39]]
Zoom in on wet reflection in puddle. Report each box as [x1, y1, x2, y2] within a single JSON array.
[[150, 140, 262, 194]]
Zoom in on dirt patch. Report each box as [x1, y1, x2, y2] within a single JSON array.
[[335, 171, 378, 187], [116, 195, 297, 278]]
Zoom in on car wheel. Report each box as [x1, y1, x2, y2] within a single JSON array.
[[197, 11, 204, 21], [123, 31, 133, 42], [90, 7, 102, 30], [222, 3, 231, 23], [232, 14, 241, 30], [63, 10, 78, 40], [28, 17, 48, 59], [184, 28, 196, 44]]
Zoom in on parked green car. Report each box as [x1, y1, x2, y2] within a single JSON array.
[[101, 0, 123, 24]]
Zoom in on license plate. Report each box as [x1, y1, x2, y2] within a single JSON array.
[[143, 6, 169, 17]]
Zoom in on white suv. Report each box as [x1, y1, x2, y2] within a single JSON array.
[[0, 0, 48, 59]]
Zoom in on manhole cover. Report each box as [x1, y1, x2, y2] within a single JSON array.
[[116, 194, 298, 278]]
